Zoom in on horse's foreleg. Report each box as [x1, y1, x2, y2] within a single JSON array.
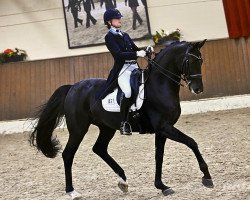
[[161, 125, 213, 188], [92, 125, 128, 193], [155, 134, 175, 195]]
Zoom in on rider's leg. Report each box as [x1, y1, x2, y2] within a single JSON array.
[[120, 94, 132, 134], [118, 70, 132, 135]]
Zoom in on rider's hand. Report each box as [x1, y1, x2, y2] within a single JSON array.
[[136, 50, 146, 57], [146, 45, 154, 53]]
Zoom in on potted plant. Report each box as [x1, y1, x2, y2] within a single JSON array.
[[152, 28, 182, 45], [0, 48, 27, 64]]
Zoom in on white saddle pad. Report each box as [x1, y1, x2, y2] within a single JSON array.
[[102, 85, 144, 112]]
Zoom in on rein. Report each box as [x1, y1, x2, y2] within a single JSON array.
[[144, 57, 185, 87]]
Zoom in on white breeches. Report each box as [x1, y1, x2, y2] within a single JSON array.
[[118, 62, 139, 98]]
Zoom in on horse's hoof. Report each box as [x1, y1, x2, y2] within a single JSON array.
[[202, 177, 214, 188], [162, 188, 175, 196], [118, 179, 128, 193], [67, 190, 82, 200]]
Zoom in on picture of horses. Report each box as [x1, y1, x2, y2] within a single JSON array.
[[62, 0, 151, 48]]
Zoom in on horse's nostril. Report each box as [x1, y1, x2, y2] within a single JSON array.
[[195, 88, 203, 94]]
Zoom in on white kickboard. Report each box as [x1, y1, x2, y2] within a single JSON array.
[[102, 85, 144, 112]]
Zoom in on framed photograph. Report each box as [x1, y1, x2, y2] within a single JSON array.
[[62, 0, 151, 48]]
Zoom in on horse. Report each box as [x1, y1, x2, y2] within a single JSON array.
[[30, 40, 213, 199]]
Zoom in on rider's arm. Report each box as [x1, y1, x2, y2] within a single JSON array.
[[105, 34, 138, 61]]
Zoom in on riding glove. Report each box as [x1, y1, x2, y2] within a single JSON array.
[[136, 50, 146, 57]]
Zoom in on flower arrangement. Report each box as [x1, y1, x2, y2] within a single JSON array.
[[0, 48, 27, 63], [152, 28, 182, 45]]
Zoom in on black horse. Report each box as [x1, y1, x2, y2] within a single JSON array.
[[30, 40, 213, 199]]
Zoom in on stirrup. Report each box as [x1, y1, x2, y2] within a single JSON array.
[[120, 121, 132, 135]]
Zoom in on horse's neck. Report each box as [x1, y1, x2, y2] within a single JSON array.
[[150, 72, 181, 94], [146, 56, 181, 103], [151, 56, 181, 86]]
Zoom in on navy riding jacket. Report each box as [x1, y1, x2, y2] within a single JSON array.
[[97, 30, 140, 99]]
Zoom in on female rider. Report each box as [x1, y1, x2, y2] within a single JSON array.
[[102, 9, 152, 135]]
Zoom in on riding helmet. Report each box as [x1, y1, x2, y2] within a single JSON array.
[[103, 9, 123, 23]]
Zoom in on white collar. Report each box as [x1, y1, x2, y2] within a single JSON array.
[[109, 27, 123, 36]]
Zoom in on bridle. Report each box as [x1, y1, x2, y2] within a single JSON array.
[[181, 52, 203, 85], [144, 49, 203, 87]]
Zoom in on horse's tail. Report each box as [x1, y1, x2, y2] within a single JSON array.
[[29, 85, 72, 158]]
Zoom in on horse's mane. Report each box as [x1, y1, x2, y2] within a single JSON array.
[[144, 41, 189, 69], [154, 41, 189, 61]]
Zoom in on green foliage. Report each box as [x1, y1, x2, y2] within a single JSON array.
[[152, 29, 182, 45]]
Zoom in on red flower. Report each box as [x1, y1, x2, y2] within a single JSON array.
[[4, 49, 14, 55]]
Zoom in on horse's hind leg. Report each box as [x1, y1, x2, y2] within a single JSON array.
[[62, 116, 90, 199], [92, 125, 129, 193], [161, 125, 213, 188]]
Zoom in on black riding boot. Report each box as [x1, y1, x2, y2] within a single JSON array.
[[120, 96, 132, 135]]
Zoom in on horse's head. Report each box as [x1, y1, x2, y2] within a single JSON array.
[[179, 39, 206, 94], [149, 40, 206, 95]]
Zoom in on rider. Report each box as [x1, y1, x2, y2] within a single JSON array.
[[102, 8, 152, 135]]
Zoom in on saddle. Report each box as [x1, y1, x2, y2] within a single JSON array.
[[102, 68, 145, 112]]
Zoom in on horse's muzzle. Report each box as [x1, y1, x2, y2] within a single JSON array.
[[189, 80, 203, 94], [193, 88, 203, 94]]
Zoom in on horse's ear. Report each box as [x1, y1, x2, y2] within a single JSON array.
[[198, 39, 207, 49], [192, 39, 207, 49]]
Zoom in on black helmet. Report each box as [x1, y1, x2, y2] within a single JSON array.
[[103, 9, 123, 23]]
